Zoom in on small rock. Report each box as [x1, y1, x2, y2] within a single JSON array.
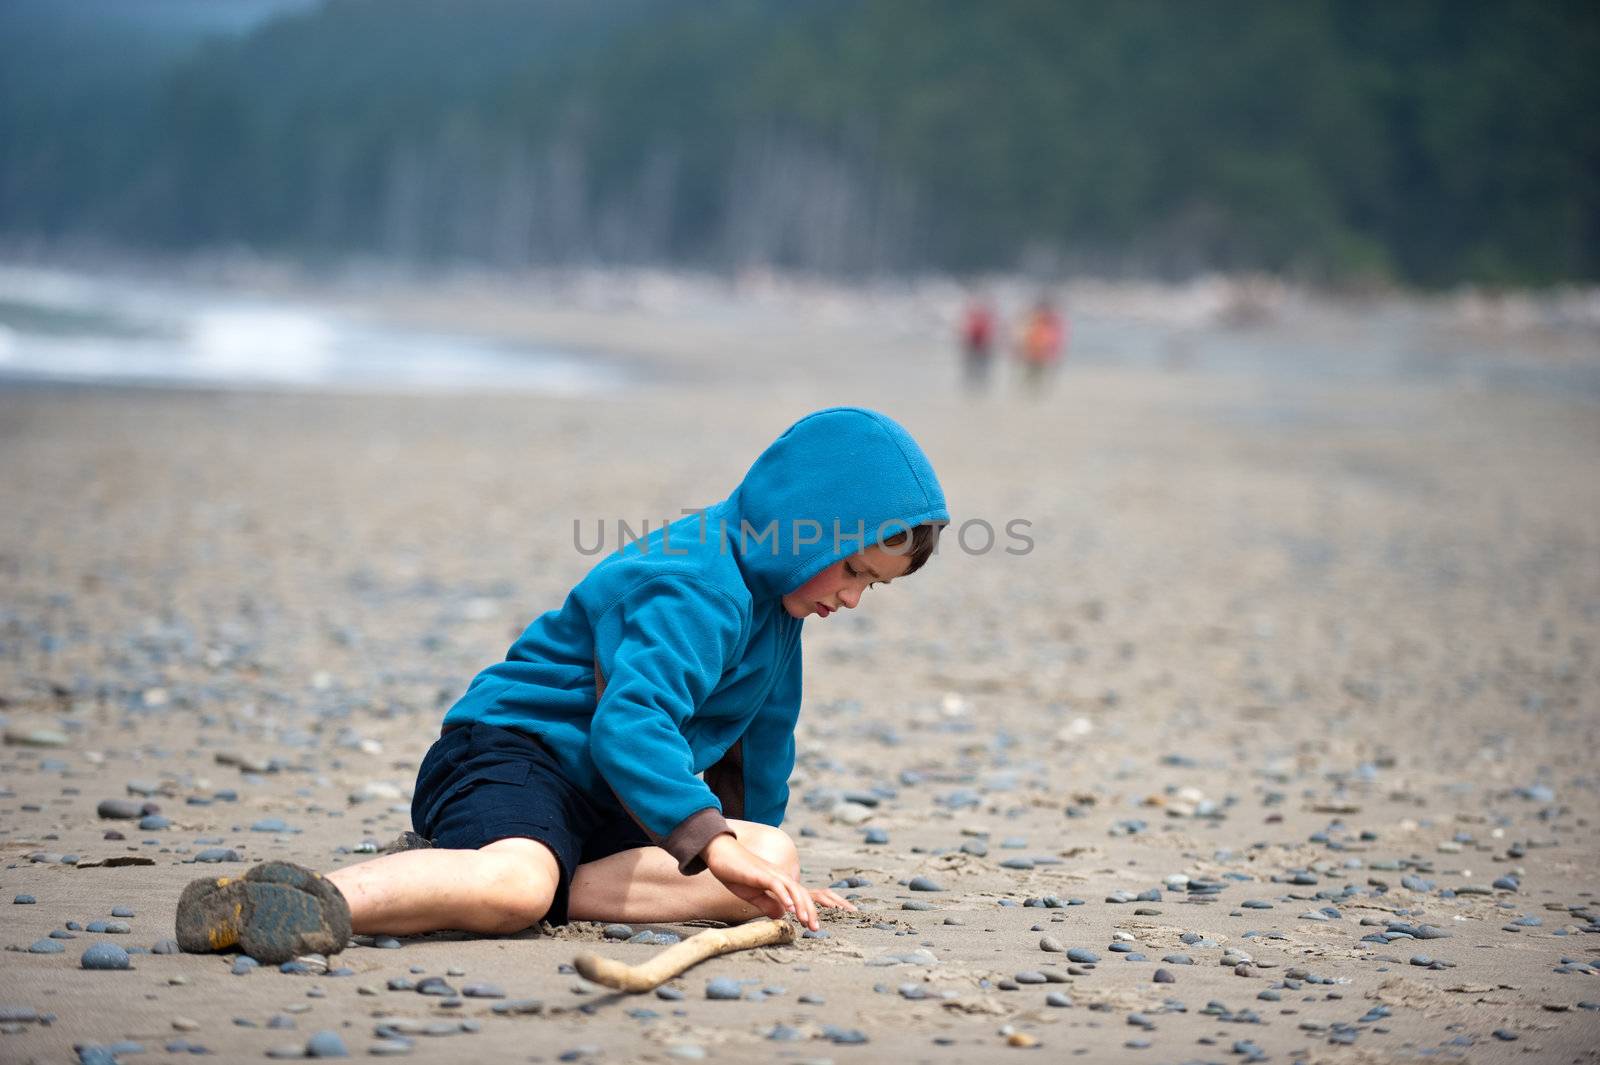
[[97, 799, 144, 820], [5, 726, 69, 748], [81, 943, 132, 970], [194, 848, 241, 863], [705, 978, 742, 1000], [305, 1030, 348, 1058], [908, 876, 944, 892]]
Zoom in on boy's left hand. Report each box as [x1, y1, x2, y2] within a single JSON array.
[[810, 886, 857, 912]]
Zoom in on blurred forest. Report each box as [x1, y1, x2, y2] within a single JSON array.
[[2, 0, 1596, 286]]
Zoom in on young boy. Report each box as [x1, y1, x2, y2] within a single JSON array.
[[175, 407, 947, 963]]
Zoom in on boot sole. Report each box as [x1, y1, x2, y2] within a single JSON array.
[[175, 861, 350, 964]]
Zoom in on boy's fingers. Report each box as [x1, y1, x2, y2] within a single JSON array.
[[790, 880, 817, 930]]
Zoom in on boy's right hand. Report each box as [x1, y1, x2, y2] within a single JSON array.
[[702, 833, 818, 931]]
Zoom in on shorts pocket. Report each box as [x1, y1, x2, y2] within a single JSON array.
[[475, 758, 531, 788]]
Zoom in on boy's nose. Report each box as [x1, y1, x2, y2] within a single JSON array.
[[839, 587, 861, 609]]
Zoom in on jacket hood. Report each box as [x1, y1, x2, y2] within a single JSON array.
[[723, 407, 949, 599]]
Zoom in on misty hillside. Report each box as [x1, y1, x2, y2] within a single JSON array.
[[2, 0, 1596, 285]]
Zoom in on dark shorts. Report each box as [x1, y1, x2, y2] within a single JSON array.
[[410, 721, 654, 925]]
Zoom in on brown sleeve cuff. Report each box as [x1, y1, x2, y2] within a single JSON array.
[[663, 807, 733, 875]]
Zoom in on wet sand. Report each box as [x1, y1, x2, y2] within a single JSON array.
[[2, 283, 1598, 1063]]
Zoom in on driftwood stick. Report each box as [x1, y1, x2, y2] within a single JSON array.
[[573, 918, 797, 993]]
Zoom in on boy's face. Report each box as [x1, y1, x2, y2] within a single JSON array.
[[782, 544, 913, 620]]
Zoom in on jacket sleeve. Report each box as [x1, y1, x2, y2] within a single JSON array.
[[590, 575, 745, 874], [705, 644, 800, 828]]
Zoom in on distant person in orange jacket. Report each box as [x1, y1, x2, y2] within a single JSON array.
[[959, 295, 996, 391], [1018, 297, 1067, 391]]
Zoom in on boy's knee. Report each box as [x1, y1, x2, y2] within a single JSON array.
[[735, 822, 800, 880], [477, 845, 557, 933]]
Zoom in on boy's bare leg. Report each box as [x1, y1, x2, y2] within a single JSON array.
[[326, 837, 559, 937], [568, 820, 819, 925]]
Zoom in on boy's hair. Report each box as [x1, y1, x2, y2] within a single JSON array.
[[881, 522, 943, 576]]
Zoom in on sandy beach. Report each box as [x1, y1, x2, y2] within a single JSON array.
[[2, 275, 1598, 1064]]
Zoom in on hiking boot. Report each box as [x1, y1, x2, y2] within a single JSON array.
[[175, 861, 350, 964]]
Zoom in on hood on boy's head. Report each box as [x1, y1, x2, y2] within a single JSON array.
[[726, 407, 948, 599]]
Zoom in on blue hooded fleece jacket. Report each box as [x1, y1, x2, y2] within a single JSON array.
[[440, 407, 948, 873]]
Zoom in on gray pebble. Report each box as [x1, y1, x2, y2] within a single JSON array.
[[1154, 968, 1176, 983], [28, 939, 65, 954], [907, 876, 944, 892], [705, 977, 742, 1000], [602, 924, 634, 940], [462, 983, 505, 999], [81, 943, 132, 970], [231, 956, 258, 975], [1040, 935, 1065, 953], [305, 1030, 348, 1058], [195, 848, 241, 863], [655, 987, 685, 1001], [369, 1040, 414, 1057], [1046, 991, 1072, 1007], [110, 906, 135, 918], [1066, 948, 1100, 963], [14, 894, 37, 905], [97, 799, 143, 820]]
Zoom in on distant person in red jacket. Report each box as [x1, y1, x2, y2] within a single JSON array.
[[1018, 297, 1067, 392], [959, 295, 996, 391]]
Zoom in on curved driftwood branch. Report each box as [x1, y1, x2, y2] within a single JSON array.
[[573, 918, 797, 993]]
